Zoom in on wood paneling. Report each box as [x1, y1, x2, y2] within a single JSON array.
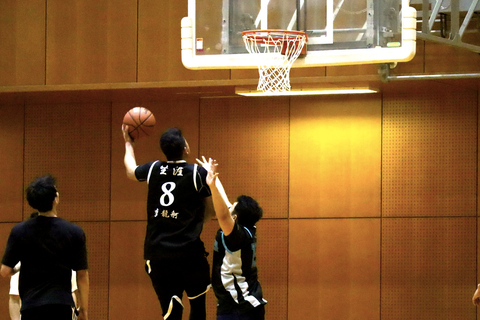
[[111, 99, 201, 221], [382, 89, 477, 217], [109, 221, 160, 320], [256, 219, 288, 320], [326, 64, 379, 77], [199, 97, 290, 219], [0, 105, 25, 221], [77, 222, 110, 320], [0, 0, 45, 86], [425, 41, 480, 74], [24, 103, 111, 221], [289, 218, 381, 320], [46, 0, 137, 84], [382, 218, 476, 320], [0, 80, 479, 320], [290, 94, 381, 218]]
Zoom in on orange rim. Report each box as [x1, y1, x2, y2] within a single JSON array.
[[242, 30, 307, 44]]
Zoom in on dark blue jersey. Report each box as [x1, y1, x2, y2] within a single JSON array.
[[1, 216, 87, 312], [212, 223, 267, 315], [135, 160, 211, 259]]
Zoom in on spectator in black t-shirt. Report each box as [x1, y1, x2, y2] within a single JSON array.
[[1, 175, 89, 320]]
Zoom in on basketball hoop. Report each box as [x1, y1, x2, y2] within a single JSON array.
[[242, 30, 307, 93]]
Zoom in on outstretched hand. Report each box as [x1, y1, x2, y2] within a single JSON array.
[[196, 156, 219, 186]]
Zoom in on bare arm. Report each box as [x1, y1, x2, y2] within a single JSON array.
[[122, 125, 138, 181], [76, 269, 89, 320], [9, 295, 21, 320], [0, 264, 17, 278], [473, 284, 480, 306], [197, 157, 235, 235]]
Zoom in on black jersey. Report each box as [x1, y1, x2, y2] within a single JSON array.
[[1, 216, 88, 312], [212, 223, 267, 315], [135, 160, 211, 260]]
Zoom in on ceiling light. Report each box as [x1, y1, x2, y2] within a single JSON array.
[[235, 86, 378, 97]]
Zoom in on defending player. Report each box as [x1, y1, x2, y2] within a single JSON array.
[[197, 157, 267, 320], [122, 126, 214, 320]]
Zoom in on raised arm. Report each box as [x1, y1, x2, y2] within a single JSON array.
[[197, 157, 235, 235], [122, 125, 138, 181]]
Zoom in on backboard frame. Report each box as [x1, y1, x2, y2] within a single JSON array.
[[181, 0, 416, 69]]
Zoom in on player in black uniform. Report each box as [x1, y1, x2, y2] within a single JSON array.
[[0, 175, 89, 320], [122, 126, 214, 320], [197, 157, 267, 320]]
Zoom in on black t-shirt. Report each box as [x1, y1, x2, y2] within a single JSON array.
[[135, 160, 211, 259], [2, 216, 88, 312], [212, 223, 266, 315]]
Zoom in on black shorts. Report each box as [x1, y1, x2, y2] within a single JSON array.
[[146, 254, 211, 310], [217, 305, 265, 320], [22, 304, 73, 320]]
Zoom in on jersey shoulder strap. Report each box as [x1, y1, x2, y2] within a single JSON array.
[[147, 160, 160, 184]]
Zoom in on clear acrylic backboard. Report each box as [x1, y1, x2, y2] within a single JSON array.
[[181, 0, 417, 69]]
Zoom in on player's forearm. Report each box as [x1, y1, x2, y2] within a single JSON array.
[[215, 178, 232, 208], [209, 182, 235, 235], [76, 270, 89, 319], [124, 142, 138, 180], [209, 183, 229, 218]]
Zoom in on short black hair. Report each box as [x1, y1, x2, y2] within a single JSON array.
[[233, 195, 263, 228], [160, 127, 186, 161], [26, 175, 57, 213]]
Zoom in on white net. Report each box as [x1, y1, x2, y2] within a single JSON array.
[[243, 30, 307, 93]]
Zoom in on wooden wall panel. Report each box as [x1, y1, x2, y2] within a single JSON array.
[[326, 64, 379, 77], [0, 105, 25, 221], [109, 221, 160, 320], [137, 0, 229, 82], [0, 0, 45, 86], [46, 0, 137, 85], [199, 97, 290, 219], [77, 222, 110, 320], [111, 99, 201, 221], [256, 219, 288, 319], [382, 218, 476, 320], [290, 94, 381, 218], [424, 41, 480, 74], [230, 69, 262, 81], [0, 223, 17, 319], [382, 89, 477, 217], [24, 103, 111, 221], [289, 218, 380, 320]]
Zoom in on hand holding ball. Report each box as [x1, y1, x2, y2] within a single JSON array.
[[123, 107, 156, 141]]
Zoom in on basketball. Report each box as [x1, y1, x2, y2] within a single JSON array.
[[123, 107, 156, 141]]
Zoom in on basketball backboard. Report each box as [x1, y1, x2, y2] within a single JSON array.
[[181, 0, 416, 69]]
